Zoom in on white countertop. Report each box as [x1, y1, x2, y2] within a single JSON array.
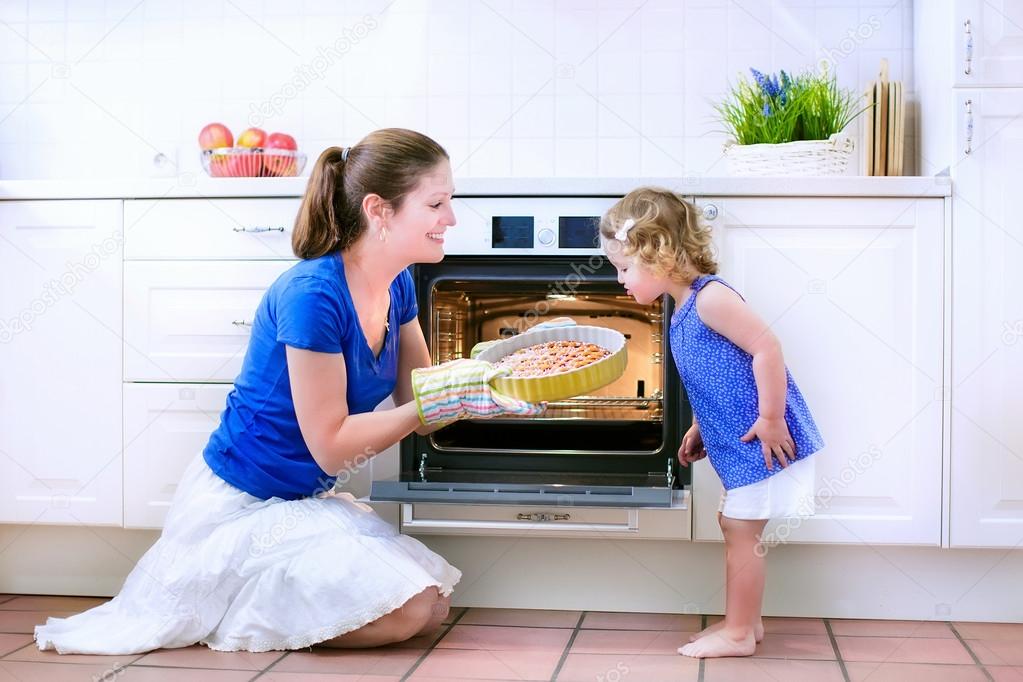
[[0, 175, 951, 200]]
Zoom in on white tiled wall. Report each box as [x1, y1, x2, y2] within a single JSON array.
[[0, 0, 914, 180]]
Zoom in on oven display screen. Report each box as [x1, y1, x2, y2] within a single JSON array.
[[492, 216, 534, 248], [558, 216, 600, 248]]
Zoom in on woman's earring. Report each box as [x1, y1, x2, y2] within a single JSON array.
[[379, 227, 388, 242]]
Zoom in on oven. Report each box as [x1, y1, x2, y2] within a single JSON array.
[[370, 197, 692, 508]]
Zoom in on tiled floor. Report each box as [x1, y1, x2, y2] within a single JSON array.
[[2, 594, 1022, 681]]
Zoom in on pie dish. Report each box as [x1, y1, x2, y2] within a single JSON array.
[[494, 340, 611, 378], [475, 325, 627, 402]]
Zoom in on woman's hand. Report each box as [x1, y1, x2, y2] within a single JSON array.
[[678, 422, 706, 467], [741, 416, 796, 471], [412, 358, 545, 425]]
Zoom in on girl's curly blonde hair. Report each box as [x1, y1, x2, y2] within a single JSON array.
[[600, 187, 718, 282]]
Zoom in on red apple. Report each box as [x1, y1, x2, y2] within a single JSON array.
[[266, 132, 297, 150], [198, 122, 233, 150], [236, 127, 267, 148]]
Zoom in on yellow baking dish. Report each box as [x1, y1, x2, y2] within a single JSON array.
[[476, 325, 628, 402]]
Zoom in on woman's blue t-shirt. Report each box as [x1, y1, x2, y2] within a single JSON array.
[[203, 253, 418, 500]]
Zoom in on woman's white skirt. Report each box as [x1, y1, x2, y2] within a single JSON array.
[[34, 453, 461, 654]]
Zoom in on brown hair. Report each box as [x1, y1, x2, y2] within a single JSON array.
[[292, 128, 449, 259], [599, 187, 718, 282]]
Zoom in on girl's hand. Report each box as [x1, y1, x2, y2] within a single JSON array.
[[678, 422, 707, 467], [740, 416, 796, 471]]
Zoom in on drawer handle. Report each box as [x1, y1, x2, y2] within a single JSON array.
[[232, 319, 253, 328], [964, 99, 974, 155], [516, 512, 570, 522], [233, 226, 286, 233], [963, 19, 973, 76]]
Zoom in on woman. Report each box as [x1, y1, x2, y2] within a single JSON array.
[[35, 129, 538, 654]]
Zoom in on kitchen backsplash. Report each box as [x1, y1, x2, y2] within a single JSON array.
[[0, 0, 914, 180]]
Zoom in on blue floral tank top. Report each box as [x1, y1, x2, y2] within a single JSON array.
[[669, 275, 824, 490]]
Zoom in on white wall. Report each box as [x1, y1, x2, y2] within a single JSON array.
[[0, 0, 914, 180]]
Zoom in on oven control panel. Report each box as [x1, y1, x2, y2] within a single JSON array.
[[444, 197, 619, 255]]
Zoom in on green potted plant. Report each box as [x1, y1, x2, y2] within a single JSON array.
[[715, 65, 867, 176]]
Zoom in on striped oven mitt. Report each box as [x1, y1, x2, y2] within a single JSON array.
[[469, 317, 577, 359], [411, 358, 546, 425]]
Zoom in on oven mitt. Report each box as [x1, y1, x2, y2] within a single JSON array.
[[412, 358, 546, 425], [469, 317, 577, 359]]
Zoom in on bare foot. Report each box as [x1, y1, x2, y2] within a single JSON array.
[[689, 619, 764, 643], [678, 629, 757, 658]]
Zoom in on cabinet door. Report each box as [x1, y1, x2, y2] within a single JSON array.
[[954, 0, 1023, 87], [123, 260, 294, 382], [123, 383, 232, 529], [690, 197, 944, 545], [0, 201, 123, 526], [951, 90, 1023, 547]]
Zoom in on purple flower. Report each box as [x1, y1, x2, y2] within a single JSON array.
[[763, 102, 772, 117]]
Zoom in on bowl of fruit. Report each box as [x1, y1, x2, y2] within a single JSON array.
[[199, 123, 307, 178]]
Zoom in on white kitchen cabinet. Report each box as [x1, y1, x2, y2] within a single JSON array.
[[689, 197, 944, 546], [0, 201, 123, 526], [954, 0, 1023, 88], [124, 198, 300, 260], [949, 90, 1023, 548], [123, 260, 294, 382], [123, 383, 232, 529]]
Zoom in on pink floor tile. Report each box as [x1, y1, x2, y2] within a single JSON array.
[[845, 661, 990, 682], [0, 610, 74, 634], [581, 611, 702, 631], [836, 635, 973, 664], [409, 648, 561, 680], [556, 653, 699, 682], [988, 666, 1023, 681], [259, 674, 402, 682], [0, 634, 32, 658], [458, 608, 581, 628], [436, 625, 571, 652], [753, 633, 836, 660], [830, 618, 954, 638], [270, 648, 421, 676], [443, 607, 467, 624], [704, 657, 845, 682], [967, 639, 1023, 666], [0, 660, 132, 681], [955, 622, 1023, 640], [133, 644, 281, 670], [705, 615, 827, 636], [121, 667, 256, 681], [0, 596, 109, 612], [3, 643, 143, 666], [570, 629, 691, 656]]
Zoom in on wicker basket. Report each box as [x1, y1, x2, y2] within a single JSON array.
[[723, 134, 854, 176]]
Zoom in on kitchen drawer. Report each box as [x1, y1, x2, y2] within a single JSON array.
[[125, 198, 301, 260], [123, 383, 232, 529], [124, 260, 294, 382], [398, 489, 690, 539]]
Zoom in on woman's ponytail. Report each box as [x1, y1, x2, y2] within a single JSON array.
[[292, 146, 346, 260]]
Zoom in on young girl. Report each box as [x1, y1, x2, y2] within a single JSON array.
[[600, 187, 823, 659], [35, 129, 540, 655]]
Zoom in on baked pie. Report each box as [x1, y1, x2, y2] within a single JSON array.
[[494, 340, 611, 378]]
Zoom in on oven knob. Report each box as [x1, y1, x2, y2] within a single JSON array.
[[537, 228, 555, 246], [701, 203, 719, 221]]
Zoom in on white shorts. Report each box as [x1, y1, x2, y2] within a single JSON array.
[[718, 454, 817, 520]]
